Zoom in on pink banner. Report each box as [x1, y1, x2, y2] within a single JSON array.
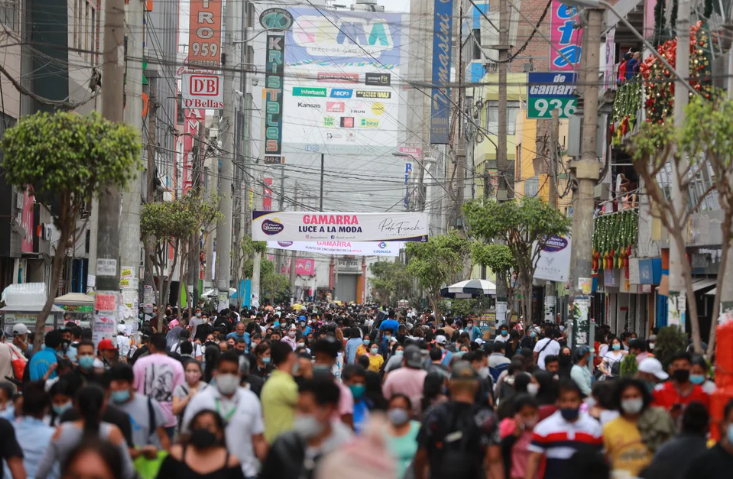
[[21, 189, 33, 253], [550, 2, 582, 71], [263, 178, 273, 211], [183, 109, 205, 195], [296, 258, 315, 276]]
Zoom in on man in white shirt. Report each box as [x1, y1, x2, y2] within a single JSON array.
[[116, 324, 131, 359], [533, 329, 561, 370], [183, 351, 267, 478]]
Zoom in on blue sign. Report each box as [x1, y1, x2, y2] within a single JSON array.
[[430, 0, 453, 145], [330, 88, 353, 98], [527, 72, 577, 98], [639, 259, 654, 284]]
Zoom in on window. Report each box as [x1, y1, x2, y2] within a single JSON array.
[[486, 100, 520, 135], [472, 29, 482, 60], [0, 0, 18, 32], [524, 176, 539, 198]]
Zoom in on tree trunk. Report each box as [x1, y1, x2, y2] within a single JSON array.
[[708, 214, 730, 357], [35, 221, 71, 352], [673, 230, 702, 352]]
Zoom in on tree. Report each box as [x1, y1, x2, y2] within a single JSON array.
[[405, 232, 470, 317], [627, 95, 719, 353], [232, 236, 266, 311], [141, 194, 221, 325], [472, 242, 517, 321], [464, 197, 571, 327], [369, 260, 411, 306], [1, 111, 141, 350]]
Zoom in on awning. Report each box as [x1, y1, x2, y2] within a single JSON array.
[[440, 279, 496, 298], [692, 278, 717, 292]]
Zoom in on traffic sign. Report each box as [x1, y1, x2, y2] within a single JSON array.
[[527, 72, 577, 119]]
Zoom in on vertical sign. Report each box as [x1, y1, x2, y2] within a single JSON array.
[[404, 162, 413, 209], [550, 2, 582, 71], [430, 0, 453, 144], [21, 190, 34, 253], [265, 34, 285, 156], [263, 177, 273, 211], [189, 0, 222, 67]]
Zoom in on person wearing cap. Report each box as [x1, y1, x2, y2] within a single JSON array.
[[413, 361, 503, 479], [97, 337, 119, 369], [11, 323, 31, 359], [636, 357, 668, 390], [382, 345, 428, 418], [434, 335, 453, 367], [28, 329, 64, 382], [651, 352, 709, 418]]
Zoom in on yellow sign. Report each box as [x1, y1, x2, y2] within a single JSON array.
[[371, 102, 385, 116]]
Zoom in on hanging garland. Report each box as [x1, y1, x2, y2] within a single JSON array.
[[610, 81, 642, 145], [592, 211, 638, 272], [640, 21, 716, 124]]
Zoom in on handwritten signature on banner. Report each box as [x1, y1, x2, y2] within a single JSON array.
[[378, 218, 424, 234]]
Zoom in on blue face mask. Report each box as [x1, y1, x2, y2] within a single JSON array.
[[262, 356, 271, 364], [348, 384, 366, 400], [612, 344, 621, 351], [363, 339, 370, 345], [530, 332, 536, 338], [78, 355, 95, 370], [690, 374, 705, 385], [52, 402, 73, 416], [501, 330, 508, 336], [111, 389, 130, 404]]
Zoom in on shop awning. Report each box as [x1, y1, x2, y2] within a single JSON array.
[[692, 278, 717, 292]]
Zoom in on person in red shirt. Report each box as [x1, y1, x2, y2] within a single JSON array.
[[653, 351, 709, 419]]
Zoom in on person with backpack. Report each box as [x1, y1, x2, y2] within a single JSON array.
[[108, 363, 171, 459], [413, 361, 504, 479]]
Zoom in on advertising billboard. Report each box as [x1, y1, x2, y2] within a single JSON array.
[[550, 2, 582, 71], [189, 0, 222, 68], [430, 0, 453, 144], [526, 72, 577, 119], [280, 7, 404, 155], [268, 240, 403, 256], [265, 34, 285, 156], [253, 211, 429, 242], [182, 73, 224, 109], [533, 235, 572, 282]]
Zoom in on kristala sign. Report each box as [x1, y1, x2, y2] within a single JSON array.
[[252, 211, 429, 242], [265, 34, 285, 155]]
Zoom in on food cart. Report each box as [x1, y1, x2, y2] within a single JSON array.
[[54, 292, 94, 329], [1, 283, 65, 337]]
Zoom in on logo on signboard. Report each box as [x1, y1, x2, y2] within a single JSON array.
[[262, 219, 284, 235], [324, 117, 335, 127], [543, 235, 568, 252], [340, 117, 354, 128], [330, 89, 353, 98], [259, 8, 294, 31], [326, 102, 345, 113], [189, 75, 219, 96], [318, 72, 359, 83], [297, 102, 320, 109], [356, 90, 391, 99], [294, 87, 327, 97], [360, 118, 379, 128], [365, 73, 391, 86], [182, 73, 224, 109], [378, 242, 387, 249], [278, 241, 294, 247], [371, 102, 385, 115]]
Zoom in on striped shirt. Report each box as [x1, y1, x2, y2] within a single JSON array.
[[528, 410, 603, 479]]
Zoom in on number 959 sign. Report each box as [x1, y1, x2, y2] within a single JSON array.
[[528, 97, 577, 119]]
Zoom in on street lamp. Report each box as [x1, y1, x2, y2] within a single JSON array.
[[562, 0, 697, 95]]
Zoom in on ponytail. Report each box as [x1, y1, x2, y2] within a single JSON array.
[[76, 384, 105, 438]]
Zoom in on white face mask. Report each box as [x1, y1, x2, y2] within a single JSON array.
[[621, 398, 644, 415], [216, 374, 240, 395], [527, 383, 540, 396], [288, 331, 296, 338]]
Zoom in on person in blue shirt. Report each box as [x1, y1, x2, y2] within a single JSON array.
[[465, 319, 483, 342], [378, 310, 399, 334], [343, 364, 371, 434], [226, 322, 249, 349], [435, 335, 453, 366], [345, 327, 364, 364], [28, 329, 63, 382], [12, 381, 58, 478], [298, 316, 311, 336], [379, 328, 395, 358]]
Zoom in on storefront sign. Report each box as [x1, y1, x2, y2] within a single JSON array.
[[550, 2, 582, 71], [253, 211, 429, 242], [182, 73, 224, 109], [430, 0, 453, 144], [527, 72, 577, 119], [265, 34, 285, 155], [189, 0, 222, 68], [296, 258, 315, 275], [534, 235, 572, 282], [259, 8, 293, 31]]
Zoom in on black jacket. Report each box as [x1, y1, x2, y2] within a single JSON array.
[[259, 432, 310, 479]]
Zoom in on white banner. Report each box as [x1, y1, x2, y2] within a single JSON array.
[[268, 240, 403, 256], [253, 211, 428, 242], [533, 235, 572, 283]]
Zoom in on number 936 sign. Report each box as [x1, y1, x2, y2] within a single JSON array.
[[528, 97, 577, 119]]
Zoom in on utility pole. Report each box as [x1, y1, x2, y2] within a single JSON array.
[[275, 167, 285, 275], [568, 8, 602, 346], [319, 153, 325, 211], [289, 183, 298, 302], [95, 0, 126, 294], [668, 0, 691, 329], [545, 108, 560, 322], [216, 6, 235, 312], [120, 0, 144, 306], [143, 82, 158, 293], [189, 123, 205, 314], [454, 0, 466, 223]]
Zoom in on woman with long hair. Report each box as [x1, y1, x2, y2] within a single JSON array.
[[203, 343, 220, 383], [173, 360, 208, 428], [61, 440, 126, 479], [37, 384, 135, 479], [156, 409, 244, 479]]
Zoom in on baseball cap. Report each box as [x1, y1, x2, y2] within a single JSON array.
[[435, 335, 447, 345], [97, 338, 118, 351], [404, 345, 423, 368], [117, 324, 127, 334], [12, 323, 29, 336], [451, 360, 478, 381], [638, 357, 668, 380]]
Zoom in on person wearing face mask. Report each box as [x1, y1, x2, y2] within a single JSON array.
[[261, 342, 298, 444], [182, 351, 267, 479], [690, 354, 716, 394], [259, 377, 353, 479], [495, 324, 510, 343], [172, 360, 208, 430], [682, 399, 733, 479], [355, 331, 371, 361], [366, 341, 384, 372], [499, 394, 540, 479], [156, 409, 245, 479], [521, 328, 537, 350], [599, 337, 628, 378], [282, 325, 298, 351], [525, 381, 603, 479], [570, 346, 592, 397], [108, 363, 171, 462], [383, 343, 405, 374], [250, 342, 273, 380], [342, 365, 371, 434], [467, 351, 495, 408], [652, 351, 709, 418], [385, 393, 420, 478], [603, 378, 658, 477]]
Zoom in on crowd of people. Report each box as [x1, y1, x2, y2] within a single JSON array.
[[0, 302, 732, 479]]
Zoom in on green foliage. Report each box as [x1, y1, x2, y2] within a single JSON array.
[[406, 231, 470, 315], [141, 194, 221, 242], [440, 296, 492, 317], [369, 260, 411, 306], [620, 354, 639, 377], [1, 111, 142, 222], [472, 242, 516, 275], [654, 326, 689, 370]]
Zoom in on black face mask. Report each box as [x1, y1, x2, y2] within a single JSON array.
[[559, 355, 572, 367], [673, 369, 690, 383], [190, 428, 218, 449]]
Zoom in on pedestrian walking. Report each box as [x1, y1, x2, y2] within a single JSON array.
[[260, 342, 298, 444]]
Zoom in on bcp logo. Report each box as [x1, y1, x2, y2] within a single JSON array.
[[189, 75, 220, 96], [330, 89, 352, 98], [262, 218, 284, 235]]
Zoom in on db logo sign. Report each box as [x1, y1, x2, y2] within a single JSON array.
[[190, 75, 219, 96]]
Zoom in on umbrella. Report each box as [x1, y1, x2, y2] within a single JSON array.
[[440, 279, 496, 298], [292, 304, 305, 310]]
